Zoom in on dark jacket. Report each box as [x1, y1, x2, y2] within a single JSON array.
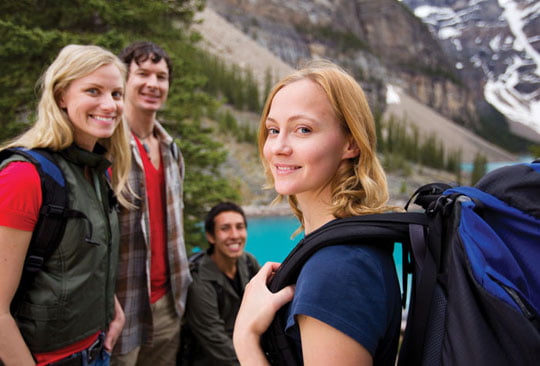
[[5, 145, 119, 353], [185, 252, 259, 366]]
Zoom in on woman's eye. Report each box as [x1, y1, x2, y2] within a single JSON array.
[[86, 88, 98, 95], [267, 127, 279, 135], [297, 126, 311, 134], [112, 91, 123, 99]]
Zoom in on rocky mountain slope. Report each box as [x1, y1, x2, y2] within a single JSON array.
[[402, 0, 540, 139], [204, 0, 481, 131], [194, 6, 515, 162]]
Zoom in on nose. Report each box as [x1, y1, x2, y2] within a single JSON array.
[[230, 227, 241, 238], [146, 73, 159, 88], [270, 133, 292, 155], [100, 94, 119, 112]]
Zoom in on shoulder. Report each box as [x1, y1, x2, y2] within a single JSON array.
[[190, 253, 221, 282], [243, 252, 260, 267], [297, 244, 397, 303], [238, 252, 260, 280], [302, 244, 392, 279], [0, 161, 42, 230], [0, 161, 41, 195], [155, 122, 180, 154]]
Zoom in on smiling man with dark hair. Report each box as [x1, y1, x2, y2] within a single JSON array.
[[182, 202, 260, 366]]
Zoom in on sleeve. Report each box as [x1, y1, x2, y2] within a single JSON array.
[[185, 275, 239, 365], [247, 252, 261, 277], [285, 244, 392, 356], [0, 161, 41, 231]]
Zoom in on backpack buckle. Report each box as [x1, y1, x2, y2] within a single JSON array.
[[41, 204, 65, 217], [25, 255, 45, 273]]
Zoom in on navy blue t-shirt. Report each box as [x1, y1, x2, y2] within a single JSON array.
[[285, 244, 401, 365]]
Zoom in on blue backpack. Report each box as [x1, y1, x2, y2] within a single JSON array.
[[262, 161, 540, 365]]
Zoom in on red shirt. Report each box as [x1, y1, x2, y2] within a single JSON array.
[[0, 162, 41, 230], [0, 161, 99, 365], [134, 137, 169, 303]]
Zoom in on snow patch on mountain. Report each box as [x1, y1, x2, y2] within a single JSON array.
[[488, 0, 540, 132], [404, 0, 540, 134]]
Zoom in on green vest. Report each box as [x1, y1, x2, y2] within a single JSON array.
[[2, 145, 120, 353]]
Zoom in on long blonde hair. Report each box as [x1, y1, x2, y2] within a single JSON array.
[[259, 60, 396, 228], [2, 44, 132, 207]]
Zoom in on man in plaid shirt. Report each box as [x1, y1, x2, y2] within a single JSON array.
[[112, 41, 192, 366]]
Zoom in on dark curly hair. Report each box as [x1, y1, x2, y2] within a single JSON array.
[[204, 202, 247, 236], [119, 41, 173, 84]]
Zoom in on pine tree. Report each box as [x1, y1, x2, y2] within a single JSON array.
[[470, 153, 488, 185]]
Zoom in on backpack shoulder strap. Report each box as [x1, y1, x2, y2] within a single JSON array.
[[188, 251, 206, 273], [268, 212, 428, 292]]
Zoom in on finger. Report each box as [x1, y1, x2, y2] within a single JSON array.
[[250, 262, 280, 284], [259, 261, 281, 275], [104, 334, 113, 351], [274, 284, 295, 308]]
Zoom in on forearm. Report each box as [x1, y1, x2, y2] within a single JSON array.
[[233, 330, 270, 366], [0, 313, 35, 366], [232, 262, 295, 366]]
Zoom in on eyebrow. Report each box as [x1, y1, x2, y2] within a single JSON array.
[[266, 114, 320, 124], [81, 82, 123, 90], [134, 66, 168, 77]]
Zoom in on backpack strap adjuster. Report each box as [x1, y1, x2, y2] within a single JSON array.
[[25, 255, 45, 273], [41, 203, 65, 217]]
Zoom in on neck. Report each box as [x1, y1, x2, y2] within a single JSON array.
[[125, 101, 157, 138], [211, 252, 238, 280], [131, 128, 154, 140], [297, 192, 335, 234]]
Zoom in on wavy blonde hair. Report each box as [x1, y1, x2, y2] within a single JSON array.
[[2, 44, 132, 207], [258, 60, 397, 228]]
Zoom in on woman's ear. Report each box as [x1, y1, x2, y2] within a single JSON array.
[[343, 138, 360, 159], [58, 94, 67, 109]]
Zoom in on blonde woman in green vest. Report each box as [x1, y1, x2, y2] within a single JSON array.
[[0, 45, 132, 366]]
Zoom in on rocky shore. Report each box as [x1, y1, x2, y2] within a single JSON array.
[[243, 202, 292, 217]]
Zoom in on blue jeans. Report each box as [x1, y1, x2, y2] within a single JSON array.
[[88, 349, 110, 366], [59, 347, 109, 366]]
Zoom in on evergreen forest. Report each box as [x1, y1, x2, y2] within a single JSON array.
[[0, 0, 237, 248]]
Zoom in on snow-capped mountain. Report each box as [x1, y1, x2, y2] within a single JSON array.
[[401, 0, 540, 134]]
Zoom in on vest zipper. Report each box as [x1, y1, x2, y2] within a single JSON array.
[[93, 169, 112, 328]]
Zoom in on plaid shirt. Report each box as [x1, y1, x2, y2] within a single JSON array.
[[114, 122, 192, 354]]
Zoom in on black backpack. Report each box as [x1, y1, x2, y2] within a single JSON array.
[[0, 148, 86, 309], [262, 161, 540, 365]]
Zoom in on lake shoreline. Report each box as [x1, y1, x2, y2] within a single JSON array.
[[243, 203, 292, 217], [243, 198, 408, 218]]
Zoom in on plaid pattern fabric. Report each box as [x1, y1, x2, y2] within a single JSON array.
[[114, 122, 192, 354]]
